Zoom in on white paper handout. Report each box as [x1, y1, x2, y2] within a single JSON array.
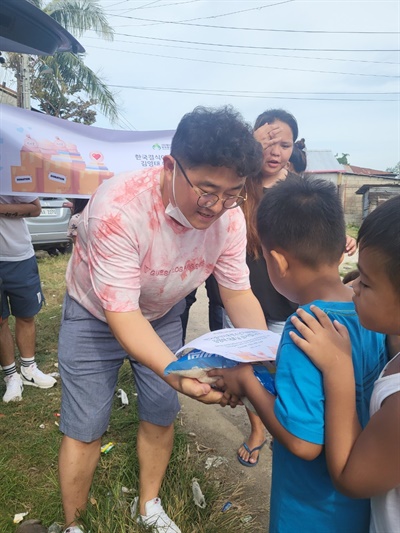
[[176, 328, 280, 362]]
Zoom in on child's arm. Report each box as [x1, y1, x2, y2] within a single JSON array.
[[208, 364, 322, 461], [290, 306, 400, 498]]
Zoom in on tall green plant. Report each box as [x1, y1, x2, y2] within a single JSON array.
[[8, 0, 118, 123]]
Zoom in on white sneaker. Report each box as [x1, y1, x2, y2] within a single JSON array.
[[133, 497, 181, 533], [64, 528, 84, 533], [3, 373, 23, 403], [21, 363, 57, 389]]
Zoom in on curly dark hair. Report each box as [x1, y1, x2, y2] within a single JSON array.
[[170, 106, 263, 177]]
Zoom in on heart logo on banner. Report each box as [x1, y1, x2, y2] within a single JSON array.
[[90, 152, 103, 161]]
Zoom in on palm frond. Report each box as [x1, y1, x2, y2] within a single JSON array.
[[29, 0, 43, 8], [44, 52, 118, 123], [44, 0, 114, 40]]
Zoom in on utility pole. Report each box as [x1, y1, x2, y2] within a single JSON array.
[[17, 54, 31, 109]]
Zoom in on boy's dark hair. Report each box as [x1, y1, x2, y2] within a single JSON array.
[[256, 174, 346, 267], [357, 195, 400, 294], [171, 106, 263, 177]]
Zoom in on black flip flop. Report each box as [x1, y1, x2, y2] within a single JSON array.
[[237, 439, 268, 467]]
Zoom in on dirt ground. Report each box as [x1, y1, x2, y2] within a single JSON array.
[[181, 285, 272, 531], [178, 254, 358, 531]]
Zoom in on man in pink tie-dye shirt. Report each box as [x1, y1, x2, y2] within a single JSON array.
[[58, 106, 268, 533]]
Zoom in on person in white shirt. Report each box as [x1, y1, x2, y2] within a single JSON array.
[[0, 195, 56, 402]]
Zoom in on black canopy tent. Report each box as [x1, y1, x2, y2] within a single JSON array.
[[0, 0, 85, 56]]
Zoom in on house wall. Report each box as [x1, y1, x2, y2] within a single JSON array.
[[0, 89, 17, 107], [310, 172, 398, 226], [362, 187, 400, 219], [339, 174, 399, 225]]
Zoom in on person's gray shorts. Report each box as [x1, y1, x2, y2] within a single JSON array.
[[58, 293, 185, 443]]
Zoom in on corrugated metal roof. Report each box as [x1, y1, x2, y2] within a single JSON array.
[[305, 150, 345, 172], [345, 165, 397, 177], [305, 151, 398, 178]]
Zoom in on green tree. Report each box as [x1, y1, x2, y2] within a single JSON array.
[[386, 161, 400, 174], [335, 153, 350, 165], [8, 0, 118, 123]]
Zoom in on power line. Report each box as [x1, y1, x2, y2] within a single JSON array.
[[87, 45, 399, 78], [106, 0, 131, 9], [116, 0, 165, 16], [85, 30, 399, 53], [106, 0, 295, 28], [104, 13, 400, 35], [111, 0, 202, 12], [110, 0, 204, 11], [116, 110, 138, 130], [107, 84, 398, 101], [110, 85, 399, 95], [156, 0, 295, 22], [85, 37, 398, 65]]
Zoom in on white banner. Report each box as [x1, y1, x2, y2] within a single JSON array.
[[0, 105, 174, 197]]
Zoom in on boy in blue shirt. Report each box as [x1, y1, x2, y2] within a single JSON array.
[[209, 175, 388, 532]]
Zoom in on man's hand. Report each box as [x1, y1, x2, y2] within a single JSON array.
[[165, 374, 224, 404]]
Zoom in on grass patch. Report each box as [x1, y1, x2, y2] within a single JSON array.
[[346, 224, 360, 240], [0, 254, 252, 532]]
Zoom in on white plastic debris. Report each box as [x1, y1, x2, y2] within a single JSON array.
[[39, 424, 45, 429], [121, 486, 134, 494], [130, 496, 139, 518], [205, 456, 228, 470], [116, 388, 129, 408], [192, 478, 206, 508], [48, 524, 63, 533], [13, 512, 29, 524]]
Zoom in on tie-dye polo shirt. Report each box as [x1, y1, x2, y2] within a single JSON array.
[[66, 166, 249, 322]]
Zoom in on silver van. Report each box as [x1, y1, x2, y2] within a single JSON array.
[[26, 197, 73, 255]]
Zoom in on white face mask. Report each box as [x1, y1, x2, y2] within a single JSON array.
[[165, 162, 195, 229]]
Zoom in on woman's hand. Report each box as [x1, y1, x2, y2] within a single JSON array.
[[289, 305, 353, 376], [253, 122, 283, 152], [345, 235, 357, 256]]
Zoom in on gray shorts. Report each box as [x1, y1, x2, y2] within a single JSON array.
[[58, 293, 185, 442]]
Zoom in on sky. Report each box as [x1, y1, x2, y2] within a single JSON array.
[[5, 0, 400, 171]]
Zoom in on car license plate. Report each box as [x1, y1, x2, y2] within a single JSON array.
[[41, 208, 57, 216]]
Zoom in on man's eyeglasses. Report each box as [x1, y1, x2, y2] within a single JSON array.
[[174, 157, 246, 210]]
